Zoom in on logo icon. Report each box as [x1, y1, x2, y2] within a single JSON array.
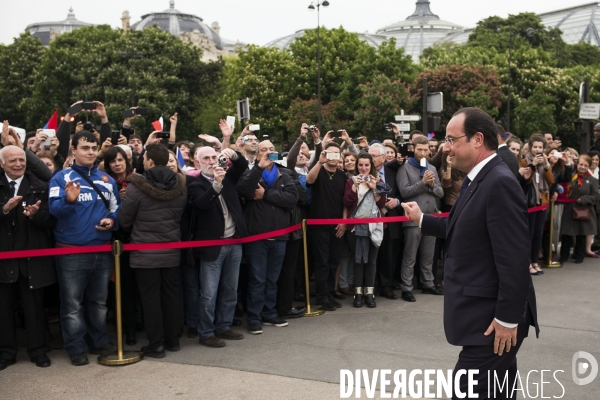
[[572, 351, 598, 385]]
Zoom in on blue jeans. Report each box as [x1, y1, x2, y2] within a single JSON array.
[[197, 245, 242, 340], [55, 251, 112, 356], [244, 240, 286, 324]]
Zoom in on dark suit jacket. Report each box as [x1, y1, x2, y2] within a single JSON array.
[[382, 159, 402, 240], [188, 154, 249, 262], [497, 145, 520, 180], [421, 156, 539, 346]]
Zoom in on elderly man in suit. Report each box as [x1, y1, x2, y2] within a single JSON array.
[[402, 108, 539, 400], [188, 147, 248, 348]]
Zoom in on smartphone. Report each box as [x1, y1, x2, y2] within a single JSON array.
[[226, 116, 236, 128], [81, 101, 96, 110], [157, 132, 170, 139], [326, 152, 340, 160], [249, 124, 260, 131], [406, 151, 415, 159], [136, 107, 150, 115], [68, 104, 83, 115], [351, 138, 361, 144], [384, 123, 392, 131], [268, 153, 283, 161], [41, 129, 56, 147], [330, 131, 342, 138], [111, 130, 120, 145], [122, 109, 136, 118], [398, 143, 410, 157], [99, 222, 110, 228]]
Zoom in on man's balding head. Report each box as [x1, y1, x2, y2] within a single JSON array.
[[0, 145, 26, 180]]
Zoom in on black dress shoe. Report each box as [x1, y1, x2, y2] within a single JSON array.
[[141, 345, 166, 359], [232, 318, 242, 327], [187, 327, 199, 339], [401, 291, 416, 302], [333, 291, 346, 300], [329, 298, 342, 308], [317, 299, 336, 311], [31, 354, 51, 368], [0, 358, 16, 371], [381, 290, 398, 300], [70, 353, 89, 366], [422, 287, 444, 295], [126, 332, 137, 346], [165, 343, 180, 352], [89, 343, 117, 355], [281, 306, 306, 319]]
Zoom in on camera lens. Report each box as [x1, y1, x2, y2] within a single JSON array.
[[83, 122, 93, 131]]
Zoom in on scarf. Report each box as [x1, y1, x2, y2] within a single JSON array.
[[114, 171, 132, 190], [408, 157, 428, 178], [568, 170, 591, 197], [262, 164, 278, 188], [525, 153, 550, 205]]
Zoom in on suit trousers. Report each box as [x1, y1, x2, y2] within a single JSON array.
[[0, 273, 46, 360], [277, 238, 301, 315], [310, 227, 343, 302], [376, 227, 401, 292], [401, 227, 435, 292], [453, 310, 531, 400], [135, 267, 182, 349]]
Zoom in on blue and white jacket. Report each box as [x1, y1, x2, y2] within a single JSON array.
[[49, 162, 120, 246]]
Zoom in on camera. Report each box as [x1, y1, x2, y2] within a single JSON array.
[[308, 125, 315, 132], [218, 155, 228, 168], [268, 153, 284, 161], [326, 152, 340, 160], [330, 131, 343, 138], [360, 175, 371, 182], [83, 122, 94, 131], [81, 101, 96, 110]]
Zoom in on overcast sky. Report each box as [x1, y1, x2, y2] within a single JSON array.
[[2, 0, 583, 46]]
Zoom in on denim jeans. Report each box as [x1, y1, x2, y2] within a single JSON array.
[[244, 240, 287, 324], [55, 251, 112, 356], [197, 245, 242, 340]]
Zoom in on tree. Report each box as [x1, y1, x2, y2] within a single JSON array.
[[284, 98, 351, 141], [0, 32, 46, 129]]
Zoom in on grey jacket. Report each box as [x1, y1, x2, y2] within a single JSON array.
[[397, 161, 444, 227], [118, 168, 187, 268]]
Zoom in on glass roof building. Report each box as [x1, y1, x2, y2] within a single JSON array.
[[539, 2, 600, 46], [25, 8, 92, 46], [264, 29, 389, 51]]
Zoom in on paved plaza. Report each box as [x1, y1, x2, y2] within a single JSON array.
[[1, 258, 598, 399]]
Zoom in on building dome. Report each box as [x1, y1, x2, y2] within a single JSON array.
[[264, 29, 388, 50], [376, 0, 462, 61], [131, 0, 223, 50], [26, 8, 93, 45]]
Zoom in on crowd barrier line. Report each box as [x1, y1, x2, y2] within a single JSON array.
[[0, 205, 549, 261]]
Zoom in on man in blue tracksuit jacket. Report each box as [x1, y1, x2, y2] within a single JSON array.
[[49, 131, 121, 366]]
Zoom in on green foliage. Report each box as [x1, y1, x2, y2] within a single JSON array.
[[284, 98, 351, 141], [0, 32, 46, 129]]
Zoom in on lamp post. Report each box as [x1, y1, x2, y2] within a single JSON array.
[[308, 1, 329, 133], [506, 27, 534, 132]]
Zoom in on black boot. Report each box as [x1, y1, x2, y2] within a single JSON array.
[[365, 287, 377, 308], [353, 287, 364, 308]]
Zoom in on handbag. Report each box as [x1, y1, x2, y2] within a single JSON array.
[[572, 205, 591, 221], [375, 181, 392, 195]]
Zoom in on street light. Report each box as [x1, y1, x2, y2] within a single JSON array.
[[506, 27, 534, 132], [308, 1, 329, 133]]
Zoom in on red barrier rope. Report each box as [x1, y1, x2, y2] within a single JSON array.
[[0, 205, 549, 260]]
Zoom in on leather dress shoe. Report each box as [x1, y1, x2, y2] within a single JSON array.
[[333, 291, 346, 300], [401, 291, 416, 302], [141, 345, 166, 358], [232, 318, 242, 327], [31, 354, 51, 368], [199, 335, 226, 348], [381, 290, 398, 300], [281, 306, 306, 319], [0, 358, 16, 371], [70, 353, 89, 366], [339, 286, 354, 296], [329, 298, 343, 308], [165, 343, 180, 352], [216, 329, 244, 340], [188, 327, 199, 339], [89, 343, 116, 355], [317, 299, 336, 311], [126, 332, 137, 346], [422, 287, 444, 295]]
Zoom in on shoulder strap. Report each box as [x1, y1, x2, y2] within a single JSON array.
[[72, 169, 110, 210]]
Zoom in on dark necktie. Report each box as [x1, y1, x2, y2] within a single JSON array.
[[459, 177, 471, 199], [9, 181, 16, 197]]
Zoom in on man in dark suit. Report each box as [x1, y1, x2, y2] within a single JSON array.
[[402, 108, 539, 399], [496, 124, 520, 180], [0, 145, 56, 370], [188, 147, 248, 348], [368, 143, 402, 299]]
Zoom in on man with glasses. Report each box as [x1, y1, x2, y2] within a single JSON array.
[[402, 108, 539, 399], [237, 141, 299, 334], [397, 136, 444, 302], [241, 133, 259, 169]]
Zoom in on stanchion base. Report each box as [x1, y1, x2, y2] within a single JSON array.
[[98, 351, 143, 366], [543, 261, 563, 268], [303, 305, 325, 317]]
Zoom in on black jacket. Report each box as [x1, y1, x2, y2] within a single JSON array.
[[188, 154, 249, 262], [421, 157, 538, 346], [0, 171, 56, 288], [497, 145, 520, 180], [381, 159, 402, 240], [237, 163, 299, 240]]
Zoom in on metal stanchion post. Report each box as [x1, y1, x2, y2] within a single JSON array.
[[98, 240, 143, 365], [302, 220, 324, 317], [544, 202, 563, 268]]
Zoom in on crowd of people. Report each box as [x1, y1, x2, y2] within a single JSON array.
[[1, 100, 599, 370]]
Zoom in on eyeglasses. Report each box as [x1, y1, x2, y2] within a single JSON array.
[[445, 135, 467, 146], [260, 147, 276, 152]]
